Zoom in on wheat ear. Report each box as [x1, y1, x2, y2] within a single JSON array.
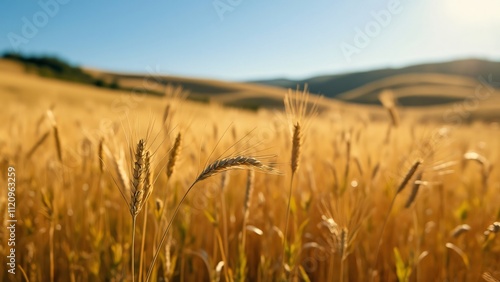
[[146, 155, 277, 282], [98, 137, 104, 173], [291, 122, 302, 175], [379, 90, 399, 127], [464, 151, 491, 193], [143, 151, 154, 204], [482, 272, 500, 282], [162, 104, 170, 125], [166, 132, 182, 178], [112, 149, 131, 197], [195, 156, 276, 184], [46, 110, 63, 162], [484, 222, 500, 239], [53, 125, 62, 162], [373, 159, 423, 271], [130, 139, 147, 216], [396, 159, 423, 194], [451, 224, 471, 238], [404, 171, 425, 208]]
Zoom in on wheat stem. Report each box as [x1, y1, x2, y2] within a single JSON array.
[[372, 159, 422, 276], [26, 130, 50, 159], [131, 215, 137, 282], [138, 203, 148, 282], [49, 220, 54, 282], [146, 181, 195, 282], [281, 174, 295, 279]]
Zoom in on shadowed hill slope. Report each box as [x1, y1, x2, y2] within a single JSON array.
[[251, 59, 500, 106]]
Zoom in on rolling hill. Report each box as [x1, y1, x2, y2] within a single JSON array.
[[88, 58, 500, 108], [251, 59, 500, 106], [2, 55, 500, 120], [0, 58, 340, 115]]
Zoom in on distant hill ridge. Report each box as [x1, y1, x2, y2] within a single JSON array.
[[2, 52, 499, 107], [2, 52, 121, 90], [250, 59, 500, 105]]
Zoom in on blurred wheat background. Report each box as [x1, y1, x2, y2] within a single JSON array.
[[0, 56, 499, 282]]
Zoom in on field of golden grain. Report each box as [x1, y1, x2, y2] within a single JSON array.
[[1, 68, 500, 282]]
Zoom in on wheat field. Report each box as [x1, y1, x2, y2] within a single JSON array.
[[1, 68, 500, 282]]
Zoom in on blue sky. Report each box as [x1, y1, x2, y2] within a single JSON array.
[[1, 0, 500, 81]]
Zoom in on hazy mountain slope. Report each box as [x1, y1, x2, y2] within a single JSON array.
[[250, 59, 500, 104]]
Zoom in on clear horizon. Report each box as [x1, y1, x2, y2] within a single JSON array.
[[2, 0, 500, 81]]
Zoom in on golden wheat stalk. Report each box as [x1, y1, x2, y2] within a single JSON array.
[[463, 151, 489, 168], [344, 135, 351, 181], [397, 159, 423, 194], [374, 158, 423, 269], [220, 171, 229, 191], [282, 86, 319, 278], [53, 125, 63, 162], [450, 224, 471, 238], [130, 139, 147, 217], [371, 162, 380, 181], [112, 148, 131, 197], [378, 90, 399, 127], [291, 122, 302, 175], [154, 198, 163, 221], [240, 169, 256, 267], [166, 132, 182, 178], [219, 170, 230, 280], [482, 272, 500, 282], [46, 110, 63, 162], [388, 108, 399, 127], [339, 227, 348, 260], [143, 151, 154, 204], [129, 139, 151, 282], [353, 155, 363, 176], [404, 171, 425, 208], [445, 242, 469, 269], [138, 150, 154, 282], [98, 137, 104, 173], [244, 169, 255, 216], [162, 104, 170, 125], [484, 222, 500, 239], [464, 151, 491, 192], [146, 155, 277, 282], [195, 156, 276, 184], [26, 130, 50, 159]]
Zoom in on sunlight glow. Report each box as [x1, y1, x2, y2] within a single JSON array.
[[442, 0, 500, 25]]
